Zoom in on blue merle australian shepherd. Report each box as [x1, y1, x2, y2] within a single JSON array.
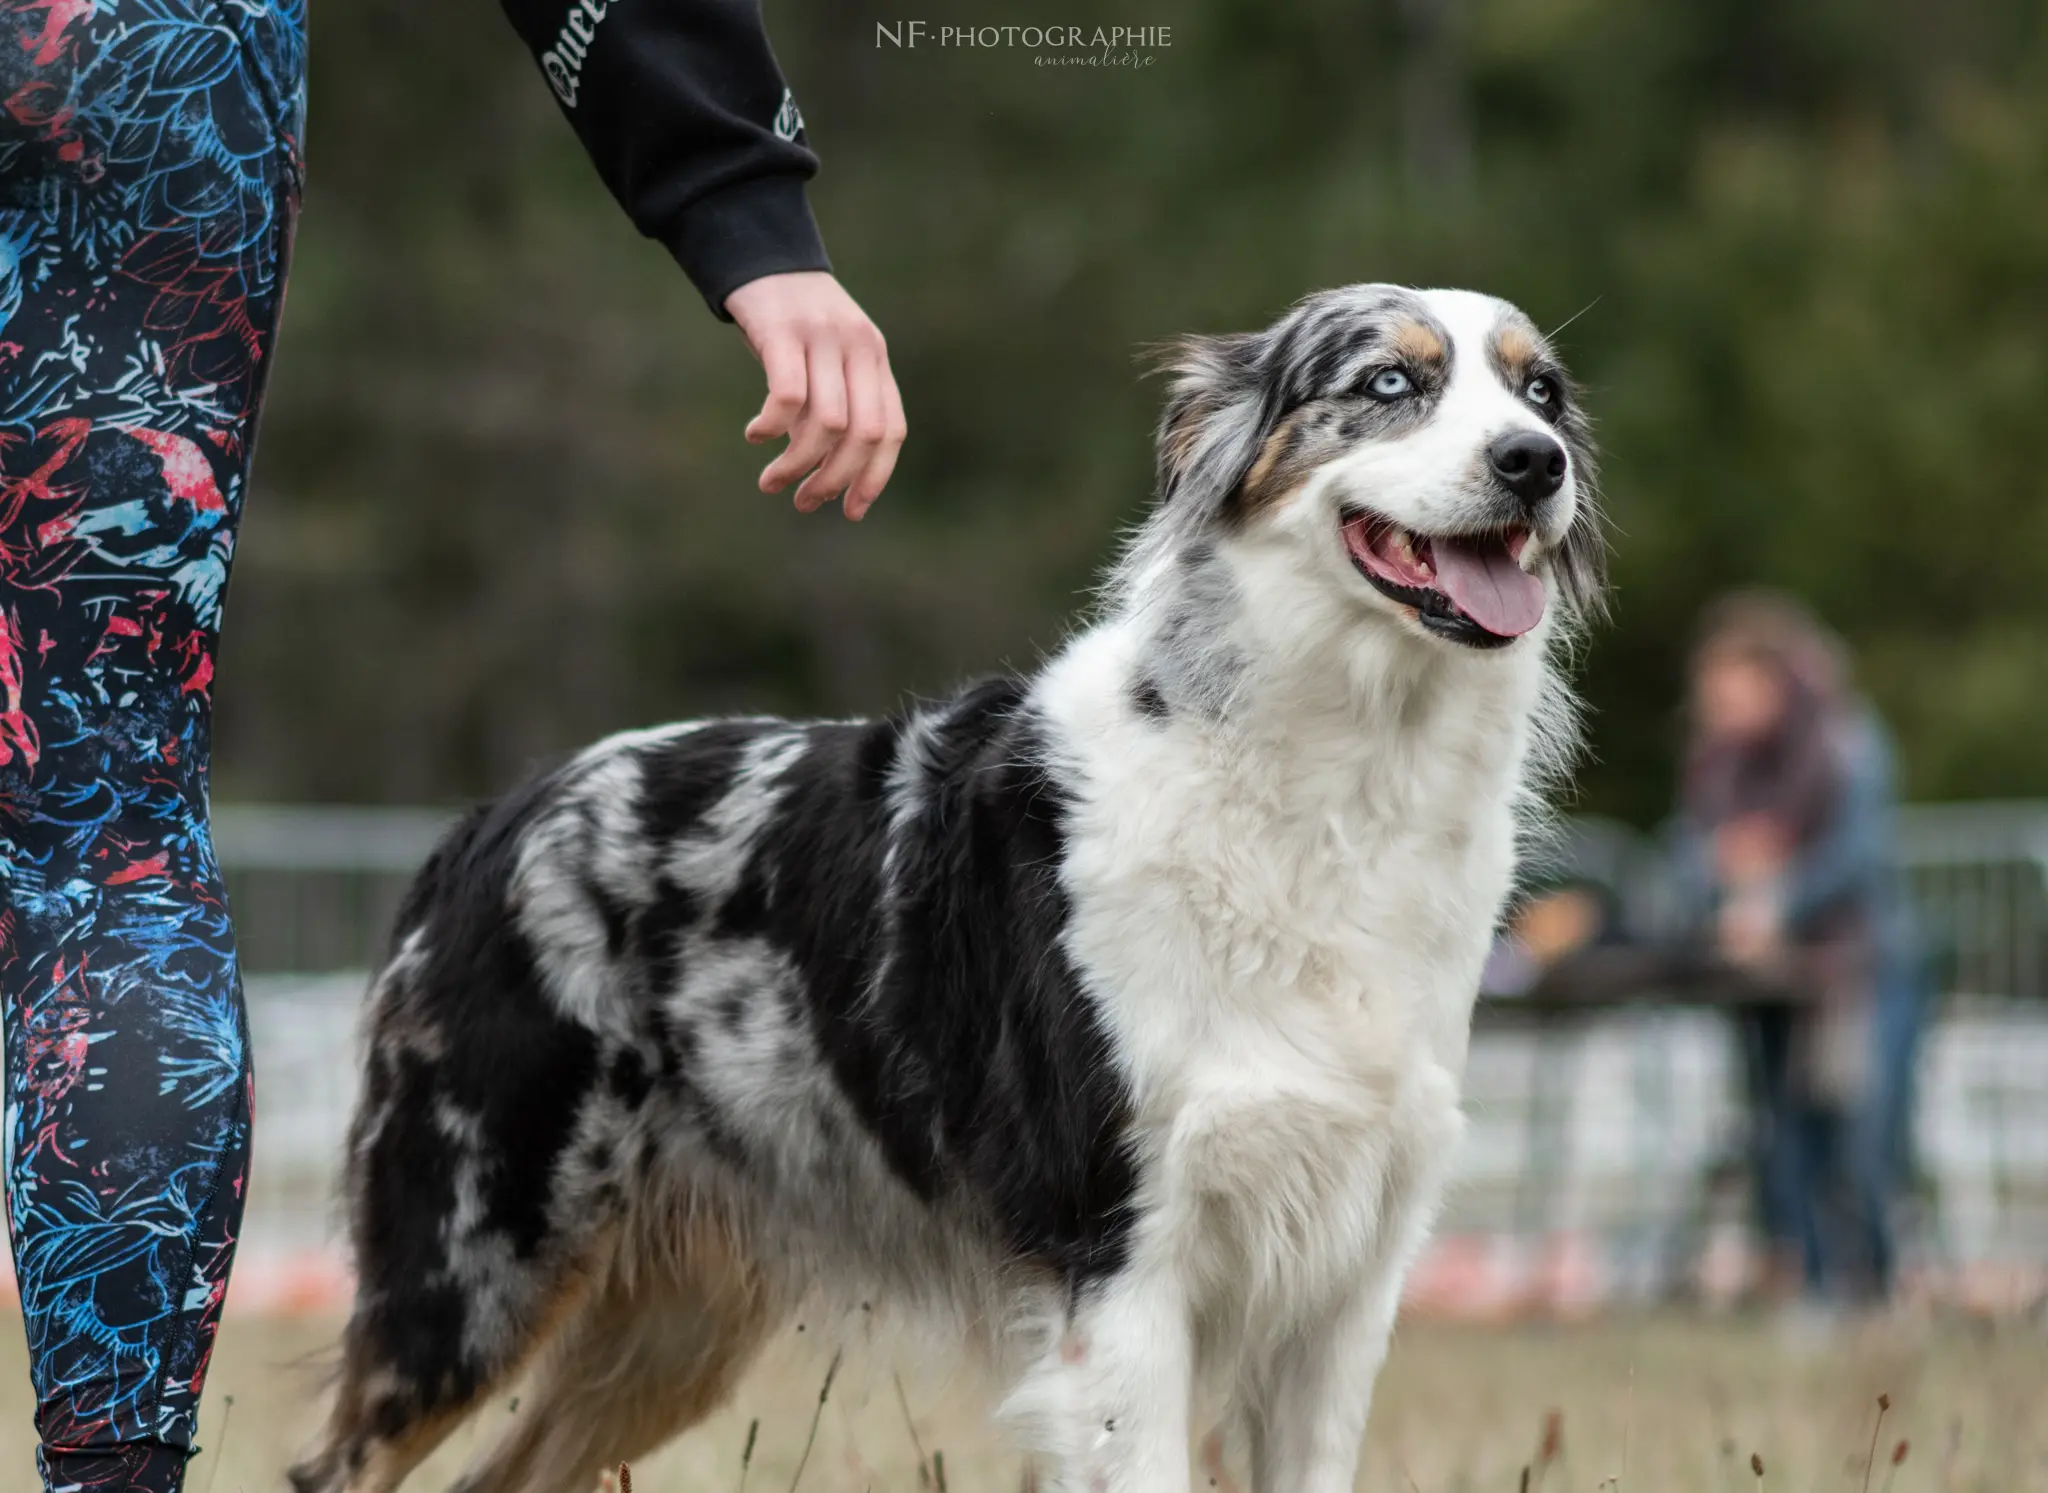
[[292, 285, 1604, 1493]]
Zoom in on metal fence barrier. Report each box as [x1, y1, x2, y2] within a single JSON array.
[[1895, 801, 2048, 1004], [217, 800, 2048, 997], [215, 801, 2048, 1306], [215, 804, 452, 976]]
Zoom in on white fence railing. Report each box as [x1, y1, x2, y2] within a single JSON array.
[[216, 802, 2048, 1304], [1895, 801, 2048, 1002], [214, 804, 451, 976], [216, 801, 2048, 999]]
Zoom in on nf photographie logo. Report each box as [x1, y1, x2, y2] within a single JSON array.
[[876, 20, 1172, 67]]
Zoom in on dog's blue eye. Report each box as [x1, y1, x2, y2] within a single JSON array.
[[1367, 369, 1412, 399], [1525, 376, 1556, 406]]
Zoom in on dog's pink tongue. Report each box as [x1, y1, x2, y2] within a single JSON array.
[[1430, 535, 1546, 638]]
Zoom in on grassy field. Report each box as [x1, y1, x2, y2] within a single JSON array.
[[0, 1311, 2042, 1492]]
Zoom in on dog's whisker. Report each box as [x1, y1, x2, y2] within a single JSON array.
[[1545, 295, 1603, 341]]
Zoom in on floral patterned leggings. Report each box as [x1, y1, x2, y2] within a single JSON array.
[[0, 2, 304, 1488]]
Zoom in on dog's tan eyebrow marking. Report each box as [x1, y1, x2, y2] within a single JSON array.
[[1491, 321, 1542, 380], [1389, 322, 1447, 365]]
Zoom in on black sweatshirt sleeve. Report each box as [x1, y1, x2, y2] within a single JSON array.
[[499, 0, 833, 318]]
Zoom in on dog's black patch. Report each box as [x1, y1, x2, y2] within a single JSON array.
[[625, 682, 1145, 1286], [635, 722, 755, 839], [717, 981, 749, 1030], [347, 766, 606, 1423], [633, 877, 697, 1000], [608, 1048, 654, 1109]]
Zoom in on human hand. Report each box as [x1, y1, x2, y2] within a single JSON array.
[[724, 271, 906, 521], [1718, 892, 1782, 970], [1714, 814, 1789, 889], [1512, 887, 1604, 968]]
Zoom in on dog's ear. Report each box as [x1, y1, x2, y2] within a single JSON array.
[[1549, 409, 1610, 625], [1151, 331, 1282, 521]]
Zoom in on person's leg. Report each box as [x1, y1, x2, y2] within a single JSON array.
[[1851, 955, 1928, 1298], [1806, 1101, 1856, 1298], [1741, 1006, 1806, 1294], [0, 2, 304, 1487]]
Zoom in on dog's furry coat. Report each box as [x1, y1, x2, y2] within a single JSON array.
[[292, 284, 1603, 1493]]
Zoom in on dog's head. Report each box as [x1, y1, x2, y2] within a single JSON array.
[[1152, 285, 1604, 651]]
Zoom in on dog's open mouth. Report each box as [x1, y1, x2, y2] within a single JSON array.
[[1340, 510, 1545, 648]]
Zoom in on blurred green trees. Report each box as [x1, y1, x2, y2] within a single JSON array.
[[225, 0, 2048, 824]]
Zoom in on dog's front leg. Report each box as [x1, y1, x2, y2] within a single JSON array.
[[1007, 1266, 1193, 1493], [1246, 1163, 1453, 1493], [1244, 1264, 1402, 1493]]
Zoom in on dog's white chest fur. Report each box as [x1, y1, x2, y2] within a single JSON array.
[[1038, 615, 1529, 1340]]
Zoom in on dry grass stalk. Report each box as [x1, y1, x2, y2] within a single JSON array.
[[1527, 1406, 1563, 1490], [785, 1349, 843, 1493], [202, 1394, 236, 1493], [1862, 1393, 1893, 1493], [891, 1371, 932, 1490], [735, 1416, 760, 1493]]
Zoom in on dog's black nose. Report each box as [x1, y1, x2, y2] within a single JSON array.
[[1487, 431, 1568, 507]]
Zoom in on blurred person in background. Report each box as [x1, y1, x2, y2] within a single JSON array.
[[0, 2, 894, 1488], [1670, 592, 1923, 1312]]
